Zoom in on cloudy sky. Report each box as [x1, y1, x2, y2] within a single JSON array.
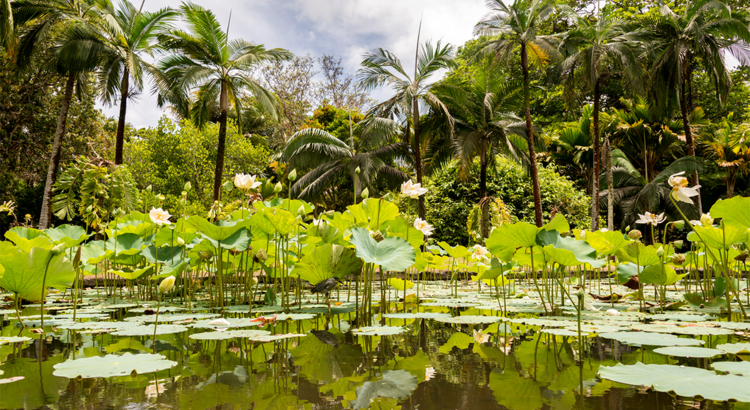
[[99, 0, 490, 128]]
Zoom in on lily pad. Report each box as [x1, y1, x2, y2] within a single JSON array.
[[248, 333, 307, 342], [190, 318, 263, 329], [0, 336, 31, 344], [111, 324, 188, 336], [382, 313, 450, 319], [52, 353, 178, 378], [599, 331, 705, 346], [653, 346, 724, 358], [542, 328, 591, 337], [716, 343, 750, 355], [711, 361, 750, 376], [189, 329, 271, 340], [434, 315, 503, 325], [352, 326, 407, 336]]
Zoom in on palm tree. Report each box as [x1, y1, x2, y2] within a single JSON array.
[[430, 57, 526, 240], [648, 0, 750, 211], [700, 114, 750, 198], [1, 0, 12, 50], [282, 119, 409, 207], [356, 38, 455, 219], [475, 0, 564, 227], [95, 0, 177, 165], [555, 11, 644, 230], [12, 0, 103, 229], [551, 104, 596, 190], [157, 2, 291, 201]]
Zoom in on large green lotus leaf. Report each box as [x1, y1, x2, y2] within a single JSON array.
[[598, 362, 750, 402], [328, 211, 354, 235], [111, 265, 153, 280], [620, 242, 661, 266], [0, 241, 19, 257], [186, 216, 250, 241], [304, 224, 346, 246], [52, 353, 177, 378], [5, 227, 46, 242], [435, 315, 503, 324], [201, 227, 251, 251], [107, 220, 153, 237], [291, 243, 362, 285], [189, 329, 271, 340], [486, 222, 538, 258], [716, 343, 750, 355], [345, 198, 400, 231], [263, 207, 298, 236], [279, 199, 314, 215], [710, 196, 750, 229], [352, 326, 407, 336], [639, 264, 686, 286], [653, 346, 724, 358], [111, 325, 188, 336], [711, 361, 750, 376], [0, 248, 74, 301], [511, 247, 545, 268], [693, 224, 747, 250], [540, 214, 569, 233], [352, 370, 417, 410], [79, 240, 113, 264], [141, 245, 184, 264], [537, 230, 604, 268], [615, 263, 640, 284], [380, 217, 424, 250], [437, 241, 471, 259], [152, 260, 188, 279], [386, 278, 414, 291], [4, 230, 53, 252], [153, 226, 183, 247], [585, 230, 627, 255], [598, 331, 704, 346], [439, 332, 474, 354], [106, 233, 147, 256], [44, 225, 89, 247], [350, 227, 415, 271]]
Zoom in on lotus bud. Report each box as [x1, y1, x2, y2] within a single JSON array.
[[361, 187, 369, 199], [370, 230, 385, 242], [51, 243, 66, 256], [355, 166, 361, 175], [274, 182, 283, 193], [181, 191, 188, 198], [673, 220, 685, 229], [656, 246, 665, 258], [184, 181, 192, 192], [288, 168, 297, 182], [672, 254, 686, 265], [628, 229, 642, 240], [575, 289, 585, 300], [146, 185, 152, 192], [177, 237, 186, 246], [159, 276, 176, 293], [207, 208, 216, 219], [156, 194, 165, 202], [200, 250, 213, 260], [673, 240, 683, 249], [700, 213, 714, 227], [297, 205, 306, 217]]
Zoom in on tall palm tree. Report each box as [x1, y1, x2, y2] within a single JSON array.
[[157, 2, 291, 201], [282, 119, 409, 207], [475, 0, 564, 227], [12, 0, 103, 229], [1, 0, 12, 50], [648, 0, 750, 211], [430, 57, 526, 240], [700, 114, 750, 198], [555, 11, 644, 230], [95, 0, 177, 165], [356, 38, 455, 219]]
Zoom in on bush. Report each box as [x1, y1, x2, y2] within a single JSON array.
[[423, 157, 591, 245]]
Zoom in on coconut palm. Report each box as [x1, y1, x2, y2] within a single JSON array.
[[355, 38, 456, 219], [474, 0, 564, 227], [429, 57, 526, 240], [95, 0, 178, 165], [157, 2, 291, 201], [282, 119, 410, 206], [700, 114, 750, 198], [12, 0, 103, 229], [648, 0, 750, 210], [554, 11, 644, 230], [1, 0, 12, 50]]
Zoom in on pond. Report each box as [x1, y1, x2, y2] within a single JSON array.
[[2, 280, 749, 410]]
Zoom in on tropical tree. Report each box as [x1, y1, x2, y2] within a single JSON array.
[[430, 57, 526, 240], [700, 113, 750, 198], [95, 0, 177, 165], [157, 2, 292, 201], [282, 119, 409, 208], [555, 11, 644, 229], [474, 0, 563, 227], [12, 0, 103, 229], [1, 0, 12, 50], [648, 0, 750, 211], [551, 104, 595, 190], [356, 38, 456, 219]]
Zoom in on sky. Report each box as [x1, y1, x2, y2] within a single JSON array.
[[98, 0, 490, 128]]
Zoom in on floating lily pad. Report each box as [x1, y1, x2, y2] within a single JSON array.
[[599, 331, 704, 346], [712, 361, 750, 376], [248, 333, 307, 342], [647, 313, 712, 322], [273, 313, 316, 321], [0, 336, 31, 344], [352, 326, 407, 336], [507, 318, 571, 328], [434, 315, 503, 325], [111, 324, 188, 336], [599, 362, 750, 402], [542, 328, 591, 337], [565, 324, 623, 334], [382, 313, 450, 319], [52, 353, 178, 378], [630, 323, 734, 336], [190, 318, 262, 329], [189, 329, 271, 340], [704, 321, 750, 330], [125, 313, 220, 323], [58, 321, 140, 330], [716, 343, 750, 355], [653, 346, 724, 358]]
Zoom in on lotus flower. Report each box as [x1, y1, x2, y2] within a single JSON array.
[[473, 329, 490, 344], [400, 180, 428, 199], [471, 244, 489, 260], [234, 173, 262, 190], [149, 208, 171, 226], [635, 212, 666, 226], [413, 218, 434, 236], [158, 276, 175, 293], [690, 212, 713, 227], [668, 171, 701, 204], [208, 318, 231, 327]]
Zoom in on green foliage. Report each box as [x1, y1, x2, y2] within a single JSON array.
[[301, 104, 363, 142], [424, 157, 590, 245]]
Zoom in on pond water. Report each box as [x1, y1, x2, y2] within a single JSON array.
[[1, 281, 749, 410]]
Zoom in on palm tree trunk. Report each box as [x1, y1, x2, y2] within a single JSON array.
[[114, 68, 129, 165], [592, 79, 601, 231], [680, 73, 701, 212], [480, 136, 489, 241], [213, 80, 228, 201], [727, 170, 736, 198], [413, 94, 425, 219], [38, 74, 75, 229], [521, 43, 543, 227], [605, 136, 614, 231]]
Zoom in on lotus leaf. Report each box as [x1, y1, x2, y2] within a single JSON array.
[[248, 333, 307, 342], [352, 370, 418, 410], [716, 343, 750, 355], [346, 198, 400, 231], [189, 329, 271, 340], [52, 353, 177, 378], [45, 225, 89, 248], [291, 243, 362, 285], [386, 278, 414, 291], [0, 247, 74, 301], [434, 315, 503, 325], [654, 346, 724, 358], [352, 326, 407, 336], [598, 331, 704, 346], [711, 361, 750, 376], [111, 324, 188, 336], [350, 227, 415, 272]]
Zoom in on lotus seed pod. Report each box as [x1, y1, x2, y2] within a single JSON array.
[[672, 254, 686, 265], [628, 229, 642, 239]]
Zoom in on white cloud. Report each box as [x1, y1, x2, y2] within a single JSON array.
[[97, 0, 488, 128]]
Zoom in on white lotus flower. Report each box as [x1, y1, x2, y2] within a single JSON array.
[[668, 171, 701, 204], [471, 244, 489, 260], [149, 208, 171, 226], [635, 212, 666, 226], [400, 180, 428, 199], [158, 276, 175, 293], [606, 309, 621, 316], [208, 318, 231, 327], [413, 218, 434, 236], [473, 329, 491, 344], [690, 212, 714, 227], [234, 173, 262, 190]]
